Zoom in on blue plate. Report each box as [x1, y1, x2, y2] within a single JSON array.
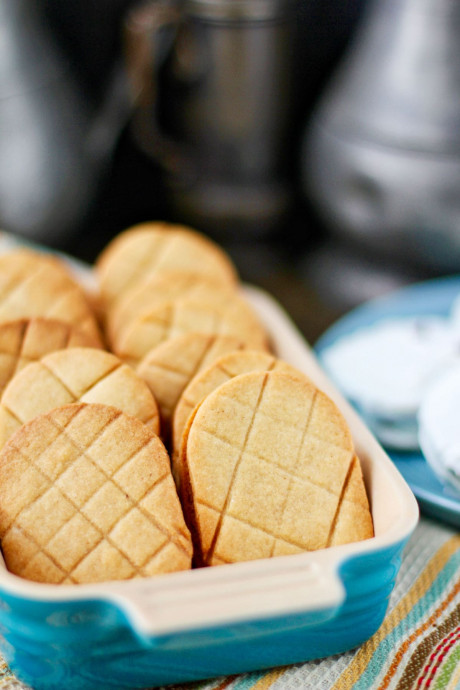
[[315, 274, 460, 529]]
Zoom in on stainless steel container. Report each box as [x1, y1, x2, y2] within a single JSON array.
[[0, 0, 130, 246], [302, 0, 460, 272], [125, 0, 293, 239]]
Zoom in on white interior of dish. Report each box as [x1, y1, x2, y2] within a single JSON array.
[[0, 282, 419, 636]]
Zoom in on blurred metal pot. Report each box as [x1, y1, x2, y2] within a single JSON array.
[[0, 0, 131, 246], [124, 0, 294, 239], [302, 0, 460, 273]]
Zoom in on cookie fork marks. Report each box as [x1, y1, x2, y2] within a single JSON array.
[[269, 389, 318, 558], [206, 372, 269, 565], [325, 455, 356, 548], [0, 403, 192, 584], [183, 369, 371, 566]]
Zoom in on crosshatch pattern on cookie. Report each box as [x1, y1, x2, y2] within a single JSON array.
[[0, 318, 101, 394], [0, 251, 102, 343], [107, 272, 238, 346], [0, 347, 160, 447], [172, 350, 306, 473], [183, 371, 363, 566], [113, 297, 269, 365], [137, 333, 247, 439], [0, 404, 192, 584], [96, 223, 239, 307]]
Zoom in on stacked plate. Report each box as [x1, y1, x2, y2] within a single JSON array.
[[321, 315, 459, 451], [318, 282, 460, 519], [418, 363, 460, 495]]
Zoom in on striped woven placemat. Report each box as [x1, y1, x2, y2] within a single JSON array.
[[171, 517, 460, 690], [0, 517, 458, 690]]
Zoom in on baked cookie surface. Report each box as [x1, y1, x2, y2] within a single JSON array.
[[0, 249, 102, 344], [0, 347, 160, 447], [106, 271, 237, 347], [0, 317, 101, 399], [0, 403, 192, 584], [172, 350, 306, 484], [137, 333, 247, 441], [111, 294, 269, 366], [95, 222, 239, 308], [181, 370, 372, 566]]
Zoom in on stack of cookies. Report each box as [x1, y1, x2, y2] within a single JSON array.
[[0, 222, 373, 586]]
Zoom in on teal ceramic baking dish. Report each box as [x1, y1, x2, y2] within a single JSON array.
[[0, 280, 419, 690]]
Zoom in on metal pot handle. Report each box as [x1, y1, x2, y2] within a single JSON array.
[[123, 1, 191, 178]]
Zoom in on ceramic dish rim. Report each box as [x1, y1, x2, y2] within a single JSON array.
[[0, 285, 419, 639], [0, 237, 419, 640]]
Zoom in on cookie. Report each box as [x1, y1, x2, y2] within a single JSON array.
[[95, 222, 239, 308], [0, 318, 102, 399], [328, 455, 374, 547], [171, 350, 306, 485], [0, 347, 160, 448], [0, 249, 102, 345], [180, 370, 372, 566], [105, 271, 238, 347], [137, 333, 247, 442], [111, 293, 270, 367], [0, 402, 192, 583]]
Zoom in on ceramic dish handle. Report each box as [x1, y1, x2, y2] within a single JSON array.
[[108, 557, 346, 639]]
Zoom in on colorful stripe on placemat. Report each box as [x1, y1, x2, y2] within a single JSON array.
[[1, 529, 459, 690], [0, 656, 25, 689], [191, 530, 460, 690], [331, 534, 460, 689]]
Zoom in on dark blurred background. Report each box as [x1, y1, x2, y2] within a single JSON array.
[[2, 0, 457, 342], [40, 0, 365, 250]]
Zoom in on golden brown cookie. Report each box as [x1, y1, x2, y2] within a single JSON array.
[[0, 318, 102, 399], [111, 293, 270, 367], [105, 270, 238, 347], [329, 455, 374, 547], [0, 347, 160, 448], [171, 350, 306, 485], [180, 370, 372, 566], [95, 222, 239, 309], [137, 333, 247, 443], [0, 249, 102, 344], [0, 402, 192, 583]]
